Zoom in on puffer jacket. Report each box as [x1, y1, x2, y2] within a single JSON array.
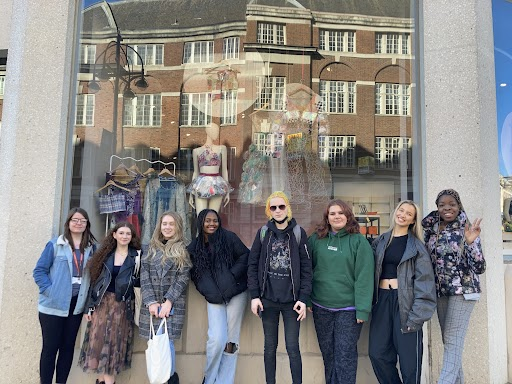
[[188, 230, 249, 304], [86, 247, 139, 320], [422, 210, 485, 297], [372, 231, 436, 333], [247, 218, 312, 304]]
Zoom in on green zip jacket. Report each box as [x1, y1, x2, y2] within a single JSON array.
[[308, 230, 374, 321]]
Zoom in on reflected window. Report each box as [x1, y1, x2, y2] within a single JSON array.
[[255, 76, 285, 110], [180, 93, 212, 126], [223, 37, 240, 60], [79, 44, 96, 64], [257, 23, 285, 45], [221, 90, 238, 125], [123, 94, 162, 127], [375, 83, 410, 116], [320, 80, 355, 114], [375, 137, 411, 169], [183, 41, 214, 64], [129, 44, 164, 66], [0, 75, 5, 96], [319, 135, 356, 168], [253, 132, 284, 157], [375, 32, 410, 54], [319, 30, 355, 52], [75, 94, 94, 126]]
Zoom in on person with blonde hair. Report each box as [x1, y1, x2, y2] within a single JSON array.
[[247, 191, 312, 384], [369, 200, 436, 384], [139, 211, 192, 384]]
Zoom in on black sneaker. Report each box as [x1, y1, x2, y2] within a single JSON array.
[[168, 372, 180, 384]]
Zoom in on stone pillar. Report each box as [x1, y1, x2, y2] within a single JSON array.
[[0, 0, 77, 381], [422, 1, 506, 382]]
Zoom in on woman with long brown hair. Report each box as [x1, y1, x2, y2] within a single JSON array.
[[33, 207, 97, 384], [139, 211, 192, 384], [308, 199, 374, 384], [79, 221, 141, 384]]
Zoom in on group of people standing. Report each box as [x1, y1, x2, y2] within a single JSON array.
[[33, 188, 485, 384]]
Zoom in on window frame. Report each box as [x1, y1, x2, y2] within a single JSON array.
[[128, 44, 164, 66], [318, 135, 356, 168], [375, 83, 411, 116], [255, 76, 286, 111], [123, 94, 162, 127], [75, 94, 95, 126], [257, 22, 285, 45], [223, 37, 240, 60], [374, 136, 411, 169], [183, 40, 214, 64], [320, 80, 356, 114], [319, 29, 355, 53], [375, 32, 410, 55], [180, 92, 212, 126]]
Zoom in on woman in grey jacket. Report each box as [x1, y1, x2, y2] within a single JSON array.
[[369, 200, 436, 384], [139, 211, 192, 384]]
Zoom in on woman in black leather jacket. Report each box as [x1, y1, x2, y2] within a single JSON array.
[[79, 222, 141, 384], [369, 200, 436, 384], [187, 209, 249, 384]]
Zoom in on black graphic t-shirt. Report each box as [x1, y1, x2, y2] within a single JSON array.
[[265, 233, 294, 303]]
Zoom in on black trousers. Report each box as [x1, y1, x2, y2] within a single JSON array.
[[261, 299, 302, 384], [38, 295, 83, 384], [369, 288, 423, 384]]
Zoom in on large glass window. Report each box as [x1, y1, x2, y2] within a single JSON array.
[[68, 1, 418, 380]]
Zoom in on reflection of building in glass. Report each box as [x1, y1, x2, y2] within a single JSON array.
[[76, 0, 414, 228]]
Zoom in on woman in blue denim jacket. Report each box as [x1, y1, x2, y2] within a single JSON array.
[[33, 207, 97, 384]]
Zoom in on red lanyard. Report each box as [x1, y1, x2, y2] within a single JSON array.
[[73, 249, 84, 277]]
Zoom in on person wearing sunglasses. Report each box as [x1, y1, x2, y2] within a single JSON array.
[[33, 207, 97, 384], [247, 191, 312, 384]]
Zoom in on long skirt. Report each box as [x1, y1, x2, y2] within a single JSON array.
[[79, 292, 134, 376]]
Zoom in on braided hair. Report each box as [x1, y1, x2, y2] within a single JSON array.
[[190, 209, 234, 280]]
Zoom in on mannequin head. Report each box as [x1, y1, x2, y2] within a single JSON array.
[[205, 123, 220, 142]]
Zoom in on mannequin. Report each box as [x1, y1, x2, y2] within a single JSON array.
[[187, 123, 233, 214]]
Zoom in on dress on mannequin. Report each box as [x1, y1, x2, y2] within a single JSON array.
[[187, 123, 233, 214]]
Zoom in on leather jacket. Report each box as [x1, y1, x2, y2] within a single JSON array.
[[86, 247, 140, 319], [372, 231, 436, 333]]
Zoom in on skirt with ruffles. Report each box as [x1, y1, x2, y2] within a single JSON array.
[[78, 292, 134, 376], [187, 174, 234, 198]]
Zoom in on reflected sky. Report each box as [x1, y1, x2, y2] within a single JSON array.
[[493, 0, 512, 176]]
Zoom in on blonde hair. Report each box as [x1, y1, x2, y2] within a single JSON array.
[[389, 200, 423, 241], [265, 191, 293, 221], [148, 211, 191, 271]]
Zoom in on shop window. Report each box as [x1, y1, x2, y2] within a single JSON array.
[[123, 94, 162, 127], [375, 83, 410, 116], [255, 76, 285, 110], [253, 132, 285, 158], [180, 92, 212, 126], [128, 44, 164, 66], [320, 80, 355, 114], [319, 30, 355, 52], [0, 75, 5, 96], [374, 137, 411, 169], [318, 135, 356, 168], [79, 44, 96, 64], [375, 32, 410, 54], [257, 22, 285, 45], [183, 41, 214, 64], [75, 94, 94, 126], [228, 147, 237, 180], [223, 37, 240, 60]]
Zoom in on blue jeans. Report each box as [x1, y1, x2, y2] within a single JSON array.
[[204, 291, 247, 384], [261, 299, 302, 384], [313, 305, 362, 384]]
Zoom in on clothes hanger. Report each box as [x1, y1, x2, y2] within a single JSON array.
[[143, 167, 156, 176], [158, 167, 175, 178], [95, 180, 131, 193], [129, 164, 143, 175]]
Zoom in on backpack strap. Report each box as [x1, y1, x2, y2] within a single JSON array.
[[260, 224, 301, 245]]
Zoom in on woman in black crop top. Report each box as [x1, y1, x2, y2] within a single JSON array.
[[369, 200, 436, 384]]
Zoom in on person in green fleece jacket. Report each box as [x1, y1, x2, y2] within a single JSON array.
[[308, 199, 374, 384]]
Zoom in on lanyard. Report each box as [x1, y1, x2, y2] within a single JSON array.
[[73, 249, 84, 277]]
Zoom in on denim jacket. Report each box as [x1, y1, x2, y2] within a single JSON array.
[[33, 235, 94, 316]]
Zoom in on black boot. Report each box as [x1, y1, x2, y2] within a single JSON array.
[[168, 372, 179, 384]]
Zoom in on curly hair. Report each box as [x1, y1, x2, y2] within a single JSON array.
[[315, 199, 360, 239], [189, 209, 234, 280], [63, 207, 97, 253], [147, 211, 191, 271], [88, 222, 141, 283]]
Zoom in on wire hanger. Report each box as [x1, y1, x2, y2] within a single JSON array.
[[95, 179, 131, 193]]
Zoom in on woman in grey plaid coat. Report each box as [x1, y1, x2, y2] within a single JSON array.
[[139, 211, 192, 384]]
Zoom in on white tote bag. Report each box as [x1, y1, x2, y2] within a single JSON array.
[[133, 251, 142, 326], [145, 316, 172, 384]]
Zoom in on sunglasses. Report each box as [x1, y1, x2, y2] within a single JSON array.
[[269, 204, 287, 212]]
